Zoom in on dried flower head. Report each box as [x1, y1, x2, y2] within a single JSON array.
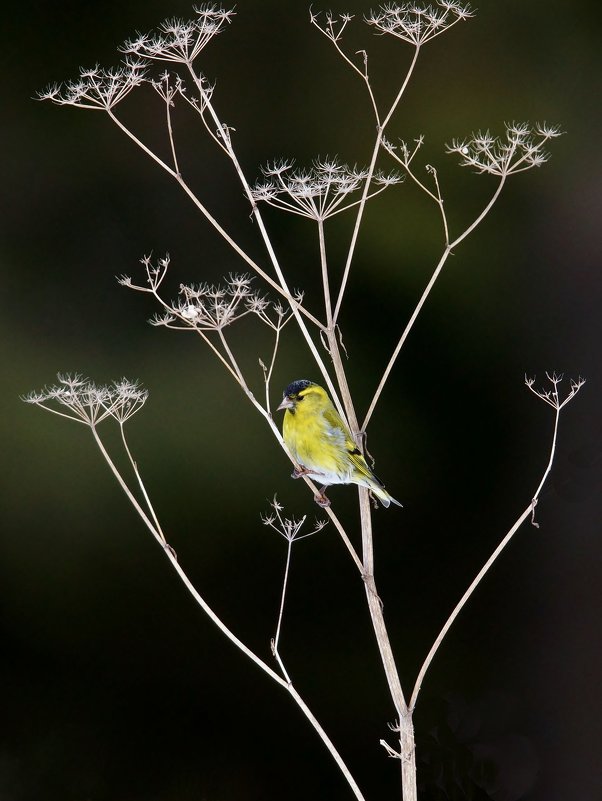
[[262, 496, 327, 543], [525, 372, 585, 410], [120, 256, 293, 337], [152, 274, 256, 330], [38, 58, 148, 111], [122, 5, 235, 64], [365, 2, 474, 46], [310, 10, 356, 45], [447, 122, 563, 176], [251, 157, 402, 221], [22, 374, 148, 426]]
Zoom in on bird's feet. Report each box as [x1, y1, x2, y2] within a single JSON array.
[[314, 489, 331, 508], [290, 466, 330, 506], [291, 465, 324, 480]]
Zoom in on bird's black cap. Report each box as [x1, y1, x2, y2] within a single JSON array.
[[283, 379, 314, 397]]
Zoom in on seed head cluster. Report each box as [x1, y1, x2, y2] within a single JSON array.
[[251, 158, 402, 221], [22, 375, 148, 426], [365, 2, 474, 46], [447, 122, 563, 176], [122, 5, 235, 64]]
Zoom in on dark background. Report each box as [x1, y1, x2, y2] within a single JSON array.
[[2, 1, 600, 800]]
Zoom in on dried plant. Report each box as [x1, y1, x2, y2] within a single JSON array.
[[25, 5, 585, 800]]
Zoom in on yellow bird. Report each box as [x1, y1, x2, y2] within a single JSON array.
[[277, 379, 401, 508]]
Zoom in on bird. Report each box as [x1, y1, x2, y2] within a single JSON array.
[[277, 379, 401, 508]]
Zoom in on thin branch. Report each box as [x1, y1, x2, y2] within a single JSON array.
[[359, 488, 407, 717], [265, 324, 282, 402], [333, 45, 422, 324], [218, 329, 246, 384], [106, 108, 324, 330], [271, 538, 294, 683], [318, 219, 333, 328], [448, 173, 508, 250], [311, 13, 380, 124], [140, 281, 245, 384], [363, 173, 508, 430], [90, 420, 366, 800], [410, 503, 532, 712], [287, 683, 367, 801], [387, 142, 450, 245], [325, 506, 364, 572], [409, 378, 582, 710], [182, 65, 347, 419], [118, 422, 167, 545], [164, 88, 180, 175], [90, 425, 168, 551], [23, 404, 90, 425]]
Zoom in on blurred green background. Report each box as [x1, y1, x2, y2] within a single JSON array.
[[2, 1, 600, 799]]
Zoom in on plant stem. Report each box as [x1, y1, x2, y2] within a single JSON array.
[[185, 69, 347, 419], [272, 538, 293, 683], [363, 173, 508, 430], [399, 711, 418, 801], [358, 490, 415, 800], [363, 245, 451, 430], [334, 45, 422, 325], [91, 423, 367, 800], [287, 684, 367, 801], [106, 109, 323, 330], [410, 399, 563, 711]]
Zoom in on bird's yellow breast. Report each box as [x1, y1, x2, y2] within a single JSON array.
[[283, 403, 348, 477]]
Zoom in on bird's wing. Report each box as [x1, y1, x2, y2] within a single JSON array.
[[323, 405, 384, 487], [323, 405, 356, 450], [348, 448, 384, 487]]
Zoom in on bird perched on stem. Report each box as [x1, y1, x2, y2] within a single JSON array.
[[277, 379, 402, 508]]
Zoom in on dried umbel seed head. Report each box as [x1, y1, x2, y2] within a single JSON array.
[[22, 375, 148, 426], [251, 157, 402, 221], [447, 122, 564, 176]]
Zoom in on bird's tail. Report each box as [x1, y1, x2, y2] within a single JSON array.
[[370, 482, 403, 509]]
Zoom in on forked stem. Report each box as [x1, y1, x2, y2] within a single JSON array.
[[90, 422, 367, 801], [410, 397, 566, 711], [363, 174, 508, 430]]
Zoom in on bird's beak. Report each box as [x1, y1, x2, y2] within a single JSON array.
[[277, 397, 294, 411]]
